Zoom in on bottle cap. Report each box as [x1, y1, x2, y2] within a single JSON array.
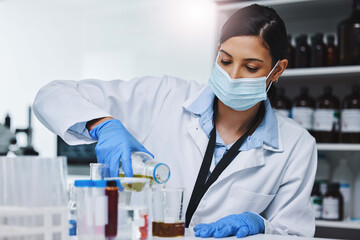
[[74, 180, 93, 187], [107, 180, 118, 187], [327, 35, 335, 42], [93, 180, 107, 188]]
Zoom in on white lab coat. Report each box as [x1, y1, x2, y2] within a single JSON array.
[[33, 75, 317, 237]]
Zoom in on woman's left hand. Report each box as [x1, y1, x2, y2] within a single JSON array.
[[193, 212, 265, 238]]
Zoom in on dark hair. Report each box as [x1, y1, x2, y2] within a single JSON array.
[[220, 4, 288, 66]]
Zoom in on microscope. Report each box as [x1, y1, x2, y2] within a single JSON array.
[[1, 107, 39, 156]]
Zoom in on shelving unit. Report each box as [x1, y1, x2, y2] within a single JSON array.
[[316, 220, 360, 230], [215, 0, 360, 239], [283, 66, 360, 78], [317, 144, 360, 151]]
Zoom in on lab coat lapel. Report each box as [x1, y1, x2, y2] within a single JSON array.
[[213, 147, 265, 184], [186, 116, 209, 158]]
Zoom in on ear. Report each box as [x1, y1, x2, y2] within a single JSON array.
[[269, 59, 288, 82]]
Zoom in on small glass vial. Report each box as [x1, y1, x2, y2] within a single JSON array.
[[119, 152, 170, 185], [322, 182, 344, 221], [311, 182, 323, 220]]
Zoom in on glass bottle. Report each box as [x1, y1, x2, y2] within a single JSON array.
[[287, 35, 295, 69], [5, 113, 11, 128], [311, 181, 323, 220], [274, 87, 292, 117], [295, 34, 310, 68], [68, 184, 77, 238], [322, 182, 344, 221], [341, 85, 360, 143], [291, 87, 315, 137], [119, 152, 170, 185], [338, 0, 360, 65], [311, 33, 325, 67], [325, 35, 338, 66], [313, 86, 340, 143]]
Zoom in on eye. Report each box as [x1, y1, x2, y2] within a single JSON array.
[[220, 60, 231, 65], [246, 66, 259, 73]]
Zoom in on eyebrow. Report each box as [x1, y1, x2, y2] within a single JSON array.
[[243, 58, 264, 63], [220, 49, 232, 58], [219, 50, 264, 63]]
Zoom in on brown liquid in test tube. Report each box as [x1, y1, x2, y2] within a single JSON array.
[[152, 222, 185, 237], [105, 180, 119, 238]]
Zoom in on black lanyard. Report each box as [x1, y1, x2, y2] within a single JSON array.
[[185, 103, 263, 227]]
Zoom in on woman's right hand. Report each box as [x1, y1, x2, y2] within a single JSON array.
[[88, 118, 154, 177]]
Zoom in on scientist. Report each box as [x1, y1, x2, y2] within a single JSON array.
[[33, 4, 317, 238]]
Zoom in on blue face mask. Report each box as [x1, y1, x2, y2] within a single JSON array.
[[208, 54, 279, 111]]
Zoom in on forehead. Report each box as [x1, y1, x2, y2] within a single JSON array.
[[220, 36, 271, 60]]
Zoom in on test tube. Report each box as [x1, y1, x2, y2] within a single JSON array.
[[105, 180, 119, 238], [92, 180, 108, 238], [75, 180, 94, 240], [90, 163, 110, 180]]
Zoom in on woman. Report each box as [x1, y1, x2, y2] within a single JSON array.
[[33, 4, 317, 238]]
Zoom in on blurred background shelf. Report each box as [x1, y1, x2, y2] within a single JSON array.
[[317, 144, 360, 151], [282, 66, 360, 83], [316, 220, 360, 230]]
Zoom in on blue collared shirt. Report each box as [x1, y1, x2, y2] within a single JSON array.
[[185, 86, 279, 165]]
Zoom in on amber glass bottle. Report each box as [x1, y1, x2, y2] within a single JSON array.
[[273, 87, 291, 117], [274, 87, 292, 117], [295, 34, 310, 68], [325, 35, 338, 66], [338, 0, 360, 65], [311, 33, 325, 67], [341, 85, 360, 143], [311, 182, 323, 220], [287, 35, 295, 68], [322, 182, 344, 221], [314, 86, 340, 143], [291, 87, 315, 136]]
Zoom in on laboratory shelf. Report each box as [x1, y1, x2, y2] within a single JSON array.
[[216, 0, 314, 10], [317, 144, 360, 151], [316, 220, 360, 230], [278, 65, 360, 84], [282, 66, 360, 78], [216, 0, 352, 13]]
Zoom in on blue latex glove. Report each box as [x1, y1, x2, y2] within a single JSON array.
[[89, 119, 153, 177], [193, 212, 265, 238]]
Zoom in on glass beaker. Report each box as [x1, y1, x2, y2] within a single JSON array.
[[90, 163, 110, 180], [151, 187, 185, 237], [107, 177, 151, 240]]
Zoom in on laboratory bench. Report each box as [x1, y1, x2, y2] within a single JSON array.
[[153, 229, 335, 240]]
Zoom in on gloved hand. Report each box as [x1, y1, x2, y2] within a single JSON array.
[[193, 212, 264, 238], [89, 119, 153, 177]]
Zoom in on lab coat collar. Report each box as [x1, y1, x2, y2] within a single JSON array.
[[183, 86, 283, 152], [183, 86, 215, 116]]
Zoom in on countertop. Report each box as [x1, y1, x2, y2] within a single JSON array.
[[152, 229, 337, 240]]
